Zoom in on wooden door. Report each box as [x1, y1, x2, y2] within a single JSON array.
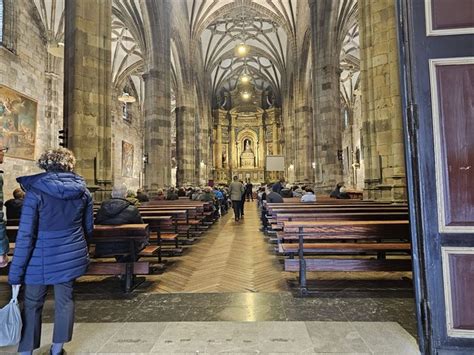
[[398, 0, 474, 353]]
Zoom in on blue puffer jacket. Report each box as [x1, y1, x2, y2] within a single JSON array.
[[8, 172, 93, 285]]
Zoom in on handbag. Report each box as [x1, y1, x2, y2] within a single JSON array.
[[0, 285, 22, 346]]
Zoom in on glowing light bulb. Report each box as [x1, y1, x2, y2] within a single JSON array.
[[240, 74, 250, 84], [241, 91, 251, 100], [236, 43, 248, 57]]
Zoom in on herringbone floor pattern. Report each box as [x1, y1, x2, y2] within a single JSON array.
[[152, 202, 290, 293]]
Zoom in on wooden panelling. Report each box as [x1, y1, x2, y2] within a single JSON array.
[[432, 0, 474, 30], [437, 64, 474, 226], [426, 0, 474, 35], [442, 248, 474, 337], [430, 59, 474, 233]]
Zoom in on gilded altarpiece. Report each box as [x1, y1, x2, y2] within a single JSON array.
[[212, 107, 281, 183]]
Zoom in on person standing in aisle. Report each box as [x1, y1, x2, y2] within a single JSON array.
[[245, 180, 253, 201], [229, 176, 244, 221]]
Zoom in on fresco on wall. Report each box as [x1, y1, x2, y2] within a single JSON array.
[[122, 141, 134, 177], [0, 86, 37, 160]]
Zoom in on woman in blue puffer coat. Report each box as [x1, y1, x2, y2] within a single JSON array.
[[8, 148, 93, 355]]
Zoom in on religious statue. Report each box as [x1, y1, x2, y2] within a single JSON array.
[[240, 138, 255, 168]]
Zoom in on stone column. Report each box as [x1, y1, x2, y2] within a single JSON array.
[[258, 122, 265, 168], [176, 104, 197, 186], [310, 0, 343, 192], [295, 106, 314, 183], [64, 0, 112, 193], [229, 114, 237, 173], [359, 0, 406, 201], [142, 0, 171, 190], [272, 119, 279, 155], [216, 117, 223, 169], [45, 53, 63, 148]]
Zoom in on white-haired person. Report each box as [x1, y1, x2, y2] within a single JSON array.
[[8, 148, 94, 355], [94, 184, 145, 260]]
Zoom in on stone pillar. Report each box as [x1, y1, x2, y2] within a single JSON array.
[[45, 53, 63, 148], [142, 0, 171, 190], [216, 118, 222, 169], [295, 106, 314, 183], [272, 120, 279, 155], [229, 114, 237, 173], [359, 0, 406, 201], [258, 122, 265, 168], [310, 0, 343, 193], [64, 0, 112, 193], [176, 104, 197, 186]]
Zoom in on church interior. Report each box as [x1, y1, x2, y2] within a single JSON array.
[[0, 0, 473, 354]]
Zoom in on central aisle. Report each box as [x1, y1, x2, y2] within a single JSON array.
[[154, 201, 289, 293]]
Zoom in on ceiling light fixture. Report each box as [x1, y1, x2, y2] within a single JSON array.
[[241, 91, 252, 100]]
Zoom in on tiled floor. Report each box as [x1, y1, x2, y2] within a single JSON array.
[[1, 321, 419, 354]]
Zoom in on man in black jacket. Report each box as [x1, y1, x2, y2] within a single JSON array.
[[94, 184, 145, 260], [5, 187, 25, 220]]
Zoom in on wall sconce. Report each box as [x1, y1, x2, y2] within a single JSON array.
[[288, 164, 294, 170], [311, 162, 316, 169], [143, 153, 149, 165]]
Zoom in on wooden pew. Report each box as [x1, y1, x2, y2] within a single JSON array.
[[89, 224, 156, 293], [6, 224, 155, 293], [281, 220, 411, 295]]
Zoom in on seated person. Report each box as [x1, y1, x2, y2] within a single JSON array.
[[291, 185, 305, 198], [266, 184, 284, 203], [301, 188, 317, 202], [94, 184, 145, 260], [177, 187, 187, 197], [5, 187, 25, 220], [280, 186, 293, 198], [338, 186, 351, 199], [166, 187, 179, 200], [154, 188, 166, 200], [126, 190, 140, 206], [330, 183, 343, 198], [260, 184, 283, 232], [136, 188, 149, 202], [200, 186, 216, 202]]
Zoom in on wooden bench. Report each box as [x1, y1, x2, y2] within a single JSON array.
[[88, 224, 156, 293], [281, 220, 411, 295], [142, 215, 182, 260]]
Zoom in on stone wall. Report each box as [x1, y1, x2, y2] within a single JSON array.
[[341, 95, 365, 190], [0, 0, 58, 197], [111, 89, 144, 195], [359, 0, 406, 201]]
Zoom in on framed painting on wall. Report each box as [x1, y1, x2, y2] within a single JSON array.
[[122, 141, 134, 177], [0, 85, 38, 160]]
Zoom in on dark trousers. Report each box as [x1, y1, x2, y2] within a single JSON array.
[[240, 197, 246, 216], [245, 190, 253, 201], [18, 281, 75, 352], [232, 200, 242, 220]]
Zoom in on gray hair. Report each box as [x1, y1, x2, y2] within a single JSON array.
[[111, 184, 128, 198], [38, 148, 76, 172]]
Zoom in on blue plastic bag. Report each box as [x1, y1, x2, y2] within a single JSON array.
[[0, 285, 22, 346]]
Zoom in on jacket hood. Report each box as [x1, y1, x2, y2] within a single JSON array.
[[17, 172, 87, 200], [100, 198, 132, 217]]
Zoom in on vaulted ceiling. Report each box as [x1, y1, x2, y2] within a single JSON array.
[[31, 0, 360, 112], [189, 0, 296, 101]]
